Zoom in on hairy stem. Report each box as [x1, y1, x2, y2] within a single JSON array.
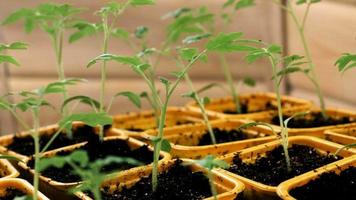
[[54, 28, 69, 118], [269, 55, 291, 172], [285, 0, 327, 118], [219, 53, 241, 113], [32, 109, 40, 200], [183, 71, 216, 144], [207, 170, 218, 200]]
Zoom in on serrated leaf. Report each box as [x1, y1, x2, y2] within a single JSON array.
[[182, 33, 211, 45], [161, 8, 191, 19], [179, 48, 198, 61], [130, 0, 155, 6], [61, 95, 100, 113], [111, 28, 129, 39], [267, 44, 282, 54], [59, 112, 113, 131], [242, 77, 256, 87], [283, 55, 305, 66], [113, 91, 141, 108], [0, 55, 20, 66], [69, 22, 99, 43], [235, 0, 255, 10], [87, 54, 141, 68], [135, 26, 149, 39], [245, 49, 268, 63], [275, 66, 304, 78], [334, 53, 356, 73]]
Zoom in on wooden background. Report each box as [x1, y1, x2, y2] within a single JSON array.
[[0, 0, 355, 133]]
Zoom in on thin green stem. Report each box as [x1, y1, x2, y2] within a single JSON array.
[[54, 28, 69, 118], [269, 55, 291, 172], [207, 170, 218, 200], [31, 109, 40, 200], [285, 0, 327, 118], [219, 53, 241, 113]]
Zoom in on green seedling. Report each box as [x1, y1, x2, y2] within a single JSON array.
[[38, 150, 142, 200], [69, 1, 153, 139], [0, 78, 85, 200], [191, 155, 229, 200], [335, 53, 356, 73], [2, 3, 83, 117], [0, 42, 28, 66], [270, 0, 326, 118], [334, 143, 356, 158]]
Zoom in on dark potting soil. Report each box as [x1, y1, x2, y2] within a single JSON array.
[[271, 112, 353, 128], [126, 120, 195, 132], [6, 125, 97, 156], [0, 188, 28, 200], [228, 144, 340, 186], [28, 134, 153, 183], [290, 166, 356, 200], [95, 160, 212, 200], [223, 102, 276, 114], [198, 128, 259, 145]]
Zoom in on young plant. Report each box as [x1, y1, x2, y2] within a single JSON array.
[[271, 0, 327, 118], [0, 78, 86, 200], [69, 1, 153, 139], [38, 150, 142, 200], [191, 155, 229, 200], [2, 3, 84, 117]]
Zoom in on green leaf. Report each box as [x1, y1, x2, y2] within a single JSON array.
[[223, 0, 236, 8], [97, 2, 120, 16], [267, 44, 282, 54], [87, 54, 141, 68], [132, 63, 151, 74], [242, 77, 256, 87], [296, 0, 321, 5], [130, 0, 155, 6], [193, 155, 229, 170], [0, 155, 24, 163], [59, 112, 113, 131], [0, 55, 20, 66], [111, 28, 129, 39], [235, 0, 255, 10], [0, 42, 28, 52], [161, 8, 191, 19], [283, 55, 305, 66], [202, 96, 210, 105], [206, 32, 258, 52], [245, 49, 269, 63], [2, 8, 32, 25], [38, 78, 85, 95], [196, 83, 228, 94], [182, 91, 196, 99], [179, 48, 198, 61], [69, 22, 100, 43], [159, 77, 171, 85], [61, 95, 100, 113], [113, 91, 141, 108], [334, 53, 356, 73], [182, 33, 211, 45], [161, 139, 171, 152], [284, 111, 310, 129], [135, 26, 149, 39]]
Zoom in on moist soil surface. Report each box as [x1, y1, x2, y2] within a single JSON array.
[[94, 160, 212, 200], [198, 128, 260, 145], [223, 102, 276, 114], [290, 166, 356, 200], [228, 144, 340, 186], [271, 113, 353, 128], [0, 188, 27, 200], [6, 125, 97, 156], [28, 134, 153, 183]]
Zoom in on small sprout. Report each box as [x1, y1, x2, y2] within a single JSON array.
[[334, 143, 356, 157], [38, 150, 142, 200], [192, 155, 229, 200], [334, 53, 356, 73]]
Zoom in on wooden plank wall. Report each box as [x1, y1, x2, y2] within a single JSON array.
[[0, 0, 282, 133]]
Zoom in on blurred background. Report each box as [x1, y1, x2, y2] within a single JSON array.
[[0, 0, 355, 133]]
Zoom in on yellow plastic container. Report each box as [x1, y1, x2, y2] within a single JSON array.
[[217, 136, 356, 200], [324, 127, 356, 145], [19, 135, 171, 194], [186, 92, 312, 121], [75, 159, 245, 200], [0, 158, 19, 179], [0, 178, 49, 200], [277, 154, 356, 200], [109, 107, 213, 138], [255, 108, 356, 138], [0, 122, 122, 162], [143, 119, 277, 159]]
